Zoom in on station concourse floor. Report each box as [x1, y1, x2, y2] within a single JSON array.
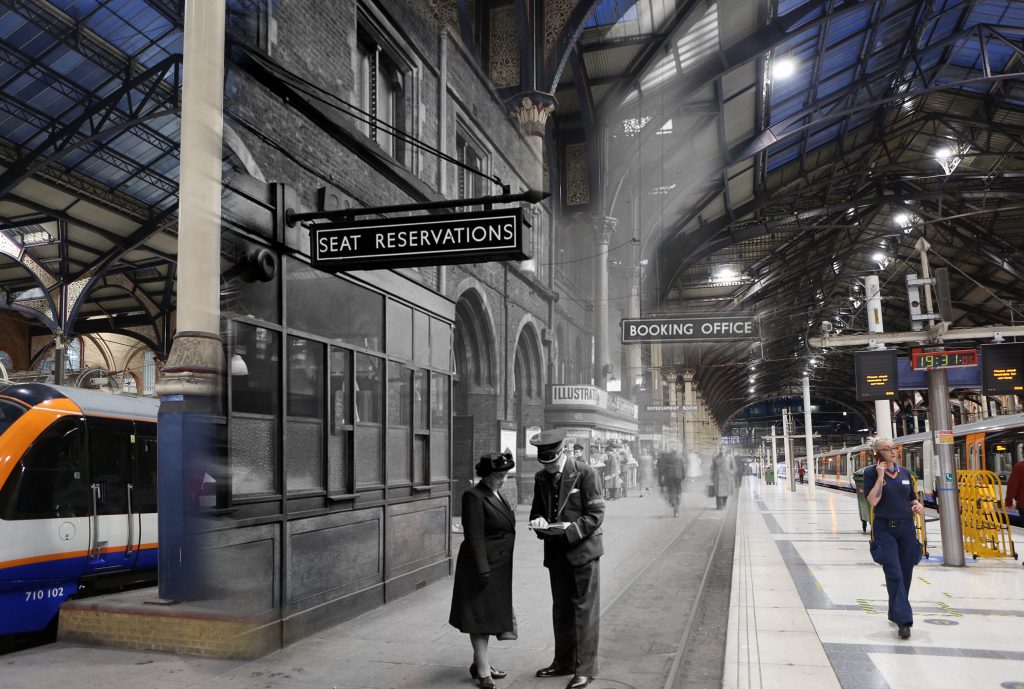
[[3, 476, 1023, 689]]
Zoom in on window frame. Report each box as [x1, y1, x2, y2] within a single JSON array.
[[355, 5, 419, 168]]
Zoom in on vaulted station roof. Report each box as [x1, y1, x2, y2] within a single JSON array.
[[554, 0, 1024, 426], [0, 0, 182, 354], [1, 0, 1022, 428]]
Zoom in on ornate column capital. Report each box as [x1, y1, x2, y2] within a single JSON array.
[[595, 216, 617, 244], [510, 93, 555, 138]]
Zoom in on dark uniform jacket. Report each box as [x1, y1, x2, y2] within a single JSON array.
[[530, 458, 605, 568], [449, 483, 516, 634]]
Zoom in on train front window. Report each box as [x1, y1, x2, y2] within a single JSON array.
[[0, 399, 26, 439], [0, 416, 88, 520], [988, 443, 1016, 481]]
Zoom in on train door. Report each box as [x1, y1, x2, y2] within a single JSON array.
[[132, 422, 159, 570], [965, 433, 985, 471], [83, 417, 139, 574]]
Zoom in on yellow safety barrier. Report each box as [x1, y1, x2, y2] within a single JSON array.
[[957, 470, 1018, 560]]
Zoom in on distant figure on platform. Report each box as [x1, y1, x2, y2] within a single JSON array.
[[449, 451, 517, 688], [529, 429, 605, 689], [605, 445, 620, 500], [864, 436, 924, 640], [638, 450, 654, 497], [710, 450, 733, 509], [657, 449, 685, 517], [686, 451, 703, 482], [798, 463, 806, 484], [1006, 460, 1024, 517], [764, 463, 775, 485]]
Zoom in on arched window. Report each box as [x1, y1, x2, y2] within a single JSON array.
[[142, 351, 156, 395], [37, 338, 82, 373]]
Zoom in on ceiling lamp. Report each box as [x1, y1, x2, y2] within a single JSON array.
[[773, 57, 797, 80]]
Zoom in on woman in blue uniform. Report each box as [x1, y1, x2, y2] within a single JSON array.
[[863, 436, 924, 639], [449, 451, 517, 688]]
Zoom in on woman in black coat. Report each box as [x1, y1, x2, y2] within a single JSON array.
[[449, 451, 516, 688]]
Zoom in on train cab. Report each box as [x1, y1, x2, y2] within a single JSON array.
[[0, 383, 159, 636]]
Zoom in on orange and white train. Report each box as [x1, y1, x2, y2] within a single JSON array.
[[0, 383, 158, 636], [809, 412, 1024, 523]]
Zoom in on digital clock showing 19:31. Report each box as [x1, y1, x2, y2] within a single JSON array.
[[910, 348, 978, 371]]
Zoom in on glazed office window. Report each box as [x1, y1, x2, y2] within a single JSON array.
[[0, 416, 87, 520], [387, 301, 413, 361], [286, 337, 324, 492], [413, 369, 428, 485], [230, 322, 281, 495], [328, 346, 353, 495], [430, 318, 450, 371], [354, 353, 383, 487], [387, 361, 412, 485], [285, 256, 383, 348], [430, 372, 450, 480], [356, 29, 407, 163]]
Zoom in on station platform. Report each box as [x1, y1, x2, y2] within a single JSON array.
[[727, 476, 1024, 689], [3, 476, 1022, 689]]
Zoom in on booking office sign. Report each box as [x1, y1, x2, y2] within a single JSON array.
[[310, 208, 528, 270], [621, 315, 760, 344]]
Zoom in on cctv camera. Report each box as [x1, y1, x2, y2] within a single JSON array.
[[820, 321, 833, 333]]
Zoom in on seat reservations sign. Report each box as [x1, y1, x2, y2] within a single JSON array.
[[310, 208, 528, 270], [620, 315, 759, 343]]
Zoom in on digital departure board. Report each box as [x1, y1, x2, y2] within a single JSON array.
[[910, 348, 978, 371], [981, 342, 1024, 394], [855, 349, 899, 401]]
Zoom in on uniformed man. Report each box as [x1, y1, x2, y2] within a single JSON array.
[[528, 429, 605, 689]]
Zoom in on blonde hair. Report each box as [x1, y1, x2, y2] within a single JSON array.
[[867, 435, 894, 452]]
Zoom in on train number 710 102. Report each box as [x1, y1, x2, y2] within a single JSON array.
[[25, 586, 65, 602]]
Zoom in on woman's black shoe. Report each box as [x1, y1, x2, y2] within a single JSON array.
[[897, 624, 911, 639], [470, 663, 507, 679]]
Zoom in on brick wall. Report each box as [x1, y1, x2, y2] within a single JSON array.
[[58, 603, 279, 659], [0, 311, 30, 371]]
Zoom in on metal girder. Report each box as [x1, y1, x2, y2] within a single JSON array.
[[729, 24, 1024, 165], [0, 53, 182, 199]]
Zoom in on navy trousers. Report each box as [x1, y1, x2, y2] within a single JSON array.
[[870, 518, 920, 626], [547, 555, 600, 676]]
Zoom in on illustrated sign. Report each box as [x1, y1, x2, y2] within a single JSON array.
[[549, 385, 638, 419], [935, 430, 954, 445], [621, 315, 758, 343], [310, 208, 527, 270], [854, 349, 898, 401], [981, 342, 1024, 394]]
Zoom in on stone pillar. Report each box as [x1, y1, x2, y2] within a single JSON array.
[[510, 93, 554, 191], [154, 0, 226, 602], [627, 266, 642, 399], [593, 216, 616, 388], [683, 371, 695, 457]]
